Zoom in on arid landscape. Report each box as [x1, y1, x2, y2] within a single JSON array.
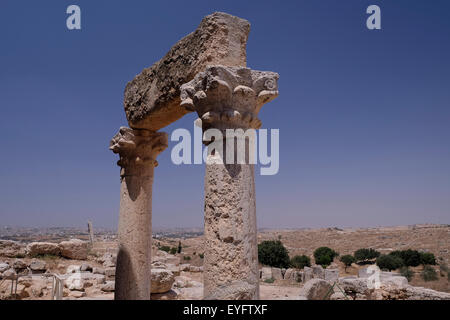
[[1, 224, 448, 300]]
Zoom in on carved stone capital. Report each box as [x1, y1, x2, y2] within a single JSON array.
[[180, 65, 279, 130], [109, 127, 168, 175]]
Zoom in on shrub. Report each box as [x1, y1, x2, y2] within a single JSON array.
[[169, 247, 177, 255], [290, 255, 311, 269], [419, 252, 436, 266], [313, 247, 338, 268], [421, 265, 438, 282], [264, 278, 275, 284], [160, 246, 170, 253], [34, 254, 60, 261], [258, 240, 290, 268], [354, 248, 380, 263], [199, 253, 204, 259], [183, 256, 191, 261], [439, 263, 449, 276], [400, 266, 414, 281], [376, 254, 403, 271], [340, 255, 356, 271], [389, 250, 420, 267]]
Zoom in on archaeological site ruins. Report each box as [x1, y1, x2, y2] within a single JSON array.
[[109, 12, 279, 300]]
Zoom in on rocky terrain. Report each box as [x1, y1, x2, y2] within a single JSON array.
[[0, 224, 449, 300]]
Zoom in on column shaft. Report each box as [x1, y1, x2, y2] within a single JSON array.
[[180, 65, 279, 300], [116, 166, 154, 300], [204, 160, 259, 299], [110, 127, 167, 300]]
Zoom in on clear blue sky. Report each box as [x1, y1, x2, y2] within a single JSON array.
[[1, 1, 449, 229]]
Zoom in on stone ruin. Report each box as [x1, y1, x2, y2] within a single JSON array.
[[109, 12, 279, 300]]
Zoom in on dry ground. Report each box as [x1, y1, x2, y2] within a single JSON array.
[[174, 224, 450, 292]]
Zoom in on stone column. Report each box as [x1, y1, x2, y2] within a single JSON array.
[[180, 66, 279, 299], [109, 127, 168, 300]]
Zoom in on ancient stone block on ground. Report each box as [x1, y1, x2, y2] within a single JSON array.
[[26, 242, 61, 257], [0, 240, 25, 258], [151, 268, 175, 294], [324, 268, 339, 282], [29, 259, 47, 272], [59, 239, 89, 260], [271, 268, 283, 280], [261, 267, 272, 281], [303, 266, 313, 282], [101, 281, 115, 292], [299, 279, 332, 300]]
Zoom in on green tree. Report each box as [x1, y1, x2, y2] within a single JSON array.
[[340, 255, 356, 271], [389, 250, 421, 267], [354, 248, 380, 263], [177, 241, 182, 254], [160, 246, 170, 253], [376, 254, 403, 271], [258, 240, 290, 268], [290, 255, 311, 269], [313, 247, 338, 268], [419, 252, 436, 266], [169, 247, 177, 255]]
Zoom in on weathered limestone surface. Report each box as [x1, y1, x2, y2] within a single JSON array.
[[181, 65, 279, 300], [110, 127, 168, 300], [59, 239, 89, 260], [124, 12, 250, 131], [271, 268, 283, 280], [324, 268, 339, 282], [0, 240, 26, 258], [299, 279, 332, 300], [204, 281, 257, 300], [150, 268, 175, 294], [26, 242, 61, 257], [261, 267, 272, 281], [283, 268, 297, 281]]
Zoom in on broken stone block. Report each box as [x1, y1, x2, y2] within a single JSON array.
[[66, 265, 81, 274], [29, 259, 47, 272], [101, 281, 115, 292], [261, 267, 272, 281], [59, 239, 88, 260], [123, 12, 250, 131], [26, 242, 61, 257], [324, 269, 339, 282], [0, 262, 9, 273], [303, 266, 313, 282], [312, 265, 325, 279], [151, 269, 175, 294], [299, 279, 332, 300], [271, 267, 283, 280]]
